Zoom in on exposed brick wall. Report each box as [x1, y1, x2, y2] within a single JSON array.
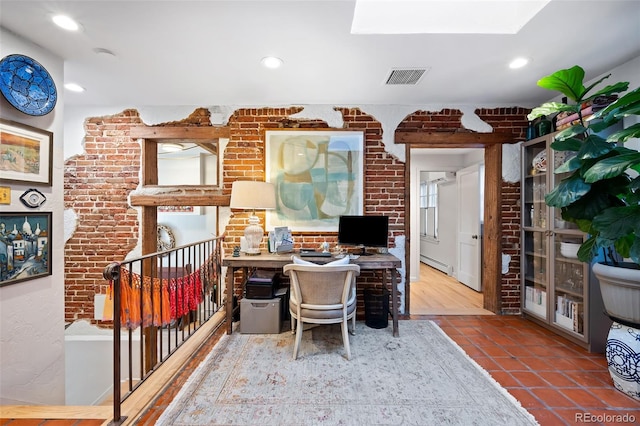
[[64, 106, 528, 324], [64, 109, 143, 323], [63, 108, 214, 324], [221, 107, 404, 314]]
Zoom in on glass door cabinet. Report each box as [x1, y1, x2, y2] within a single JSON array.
[[520, 133, 609, 352]]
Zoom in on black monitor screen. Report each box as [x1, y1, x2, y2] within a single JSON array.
[[337, 215, 389, 251]]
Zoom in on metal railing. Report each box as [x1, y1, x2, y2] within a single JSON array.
[[102, 235, 224, 425]]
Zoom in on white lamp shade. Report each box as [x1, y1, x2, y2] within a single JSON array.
[[230, 180, 276, 255], [230, 181, 276, 210]]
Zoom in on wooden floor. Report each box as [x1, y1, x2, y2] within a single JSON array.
[[410, 262, 493, 315]]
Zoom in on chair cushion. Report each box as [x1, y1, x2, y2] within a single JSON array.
[[290, 298, 356, 320], [291, 255, 350, 266]]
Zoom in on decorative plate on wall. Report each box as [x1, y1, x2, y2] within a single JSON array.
[[0, 54, 57, 116]]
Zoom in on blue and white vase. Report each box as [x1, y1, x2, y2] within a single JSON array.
[[606, 322, 640, 401]]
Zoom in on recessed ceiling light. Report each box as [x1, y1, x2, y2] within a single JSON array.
[[52, 15, 80, 31], [261, 56, 283, 69], [64, 83, 85, 92], [509, 57, 530, 69]]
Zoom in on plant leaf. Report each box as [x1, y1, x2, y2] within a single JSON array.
[[582, 81, 629, 104], [545, 174, 590, 207], [584, 152, 640, 182], [613, 235, 635, 260], [554, 125, 588, 143], [576, 135, 613, 160], [550, 137, 582, 151], [562, 181, 626, 220], [606, 123, 640, 143], [536, 65, 586, 102], [629, 237, 640, 265], [555, 156, 581, 174], [577, 236, 598, 262], [592, 205, 640, 239], [527, 102, 576, 121], [596, 86, 640, 118]]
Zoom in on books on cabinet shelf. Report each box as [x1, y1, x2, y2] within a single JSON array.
[[525, 286, 547, 317], [555, 294, 584, 334]]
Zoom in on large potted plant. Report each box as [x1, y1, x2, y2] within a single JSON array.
[[528, 65, 640, 400]]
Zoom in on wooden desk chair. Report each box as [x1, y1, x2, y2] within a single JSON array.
[[283, 263, 360, 360]]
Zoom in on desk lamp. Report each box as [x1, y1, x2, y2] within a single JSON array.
[[230, 180, 276, 255]]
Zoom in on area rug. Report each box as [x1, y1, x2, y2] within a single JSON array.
[[156, 320, 538, 425]]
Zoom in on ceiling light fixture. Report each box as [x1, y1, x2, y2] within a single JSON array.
[[64, 83, 85, 92], [93, 47, 116, 58], [261, 56, 283, 69], [52, 15, 80, 31], [161, 143, 184, 152], [509, 57, 530, 69]]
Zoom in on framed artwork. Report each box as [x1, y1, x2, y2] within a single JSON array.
[[265, 129, 364, 232], [0, 212, 52, 286], [0, 119, 53, 186]]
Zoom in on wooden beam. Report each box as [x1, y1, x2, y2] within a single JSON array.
[[395, 131, 514, 145], [404, 143, 412, 315], [130, 185, 229, 207], [482, 144, 502, 313], [142, 139, 158, 186], [130, 125, 229, 141], [193, 141, 218, 155]]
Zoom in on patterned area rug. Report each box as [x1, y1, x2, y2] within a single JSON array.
[[156, 320, 538, 425]]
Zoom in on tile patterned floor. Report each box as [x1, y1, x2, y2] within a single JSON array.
[[2, 315, 639, 426]]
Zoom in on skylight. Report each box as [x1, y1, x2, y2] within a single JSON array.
[[351, 0, 551, 34]]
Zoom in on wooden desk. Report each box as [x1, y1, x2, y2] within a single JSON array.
[[222, 252, 402, 337]]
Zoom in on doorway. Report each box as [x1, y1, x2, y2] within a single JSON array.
[[410, 148, 487, 314]]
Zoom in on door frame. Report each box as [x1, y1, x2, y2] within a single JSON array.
[[398, 131, 513, 314]]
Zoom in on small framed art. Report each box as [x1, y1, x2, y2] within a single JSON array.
[[0, 119, 53, 186], [0, 212, 52, 286]]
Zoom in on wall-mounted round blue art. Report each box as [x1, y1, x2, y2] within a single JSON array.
[[0, 54, 57, 116]]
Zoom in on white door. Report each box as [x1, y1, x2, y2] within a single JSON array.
[[457, 164, 483, 291]]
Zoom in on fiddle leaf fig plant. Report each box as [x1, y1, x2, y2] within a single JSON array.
[[528, 65, 640, 266]]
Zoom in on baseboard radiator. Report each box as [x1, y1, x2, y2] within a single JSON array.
[[420, 255, 454, 276]]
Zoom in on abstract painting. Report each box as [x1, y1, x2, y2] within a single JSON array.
[[265, 130, 364, 232]]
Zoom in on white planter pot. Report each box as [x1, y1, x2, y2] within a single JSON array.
[[593, 262, 640, 401], [593, 262, 640, 326], [606, 323, 640, 401]]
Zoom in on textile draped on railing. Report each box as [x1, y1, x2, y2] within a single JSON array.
[[119, 268, 203, 329]]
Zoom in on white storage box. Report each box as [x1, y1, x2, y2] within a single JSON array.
[[240, 297, 282, 334]]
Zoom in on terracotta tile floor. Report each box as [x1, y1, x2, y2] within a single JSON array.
[[2, 315, 639, 426]]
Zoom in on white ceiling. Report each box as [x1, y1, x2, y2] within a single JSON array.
[[1, 0, 639, 109]]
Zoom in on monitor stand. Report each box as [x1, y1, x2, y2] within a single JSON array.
[[357, 246, 372, 256]]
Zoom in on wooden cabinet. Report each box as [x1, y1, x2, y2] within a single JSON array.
[[520, 133, 611, 352]]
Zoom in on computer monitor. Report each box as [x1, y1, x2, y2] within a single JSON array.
[[337, 215, 389, 255]]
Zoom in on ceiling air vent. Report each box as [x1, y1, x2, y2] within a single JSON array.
[[385, 68, 428, 85]]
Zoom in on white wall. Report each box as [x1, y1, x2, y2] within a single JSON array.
[[609, 56, 640, 153], [0, 30, 66, 405]]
